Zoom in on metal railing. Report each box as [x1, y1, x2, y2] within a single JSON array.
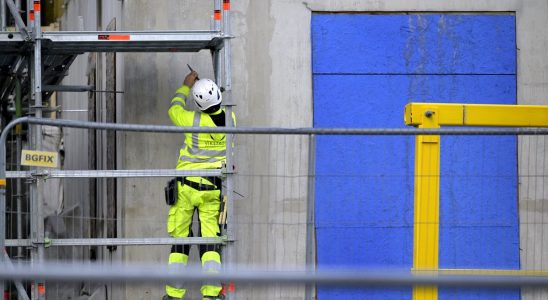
[[1, 117, 548, 299], [3, 261, 548, 288]]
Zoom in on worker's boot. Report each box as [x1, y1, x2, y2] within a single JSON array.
[[162, 295, 180, 300]]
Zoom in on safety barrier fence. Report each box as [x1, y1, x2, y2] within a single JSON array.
[[3, 262, 548, 287], [1, 117, 547, 299]]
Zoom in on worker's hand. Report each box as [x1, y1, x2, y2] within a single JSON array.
[[183, 71, 199, 88]]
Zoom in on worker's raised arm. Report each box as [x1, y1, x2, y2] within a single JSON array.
[[168, 71, 198, 126]]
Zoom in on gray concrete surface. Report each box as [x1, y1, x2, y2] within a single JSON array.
[[54, 0, 548, 299]]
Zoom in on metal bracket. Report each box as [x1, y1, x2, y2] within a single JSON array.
[[221, 162, 236, 177], [31, 238, 49, 248], [30, 169, 50, 180], [29, 105, 50, 109]]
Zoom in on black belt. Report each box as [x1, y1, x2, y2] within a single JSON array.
[[177, 176, 222, 191]]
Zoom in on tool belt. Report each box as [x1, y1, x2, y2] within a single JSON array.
[[178, 176, 222, 191], [164, 176, 222, 205]]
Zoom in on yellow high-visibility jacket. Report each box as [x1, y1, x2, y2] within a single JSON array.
[[169, 85, 236, 170]]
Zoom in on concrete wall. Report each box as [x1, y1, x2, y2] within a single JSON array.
[[55, 0, 548, 299]]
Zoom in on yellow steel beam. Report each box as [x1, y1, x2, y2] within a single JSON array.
[[407, 102, 548, 300], [412, 107, 440, 300], [404, 103, 548, 127]]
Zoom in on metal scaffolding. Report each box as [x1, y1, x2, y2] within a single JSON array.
[[0, 0, 235, 299]]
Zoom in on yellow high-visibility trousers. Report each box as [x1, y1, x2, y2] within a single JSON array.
[[166, 178, 222, 299]]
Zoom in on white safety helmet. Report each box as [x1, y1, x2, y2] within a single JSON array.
[[191, 78, 222, 111]]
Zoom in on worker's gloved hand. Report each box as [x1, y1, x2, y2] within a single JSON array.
[[183, 71, 199, 88]]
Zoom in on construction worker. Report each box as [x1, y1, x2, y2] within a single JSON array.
[[164, 70, 235, 300]]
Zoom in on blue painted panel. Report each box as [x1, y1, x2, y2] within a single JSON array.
[[439, 134, 519, 270], [314, 74, 518, 299], [316, 227, 412, 299], [317, 287, 412, 300], [313, 13, 518, 300], [440, 288, 520, 300], [438, 133, 520, 298], [316, 228, 412, 267], [313, 75, 516, 129], [312, 14, 516, 75]]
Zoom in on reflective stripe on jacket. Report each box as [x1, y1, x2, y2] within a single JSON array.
[[168, 85, 236, 170]]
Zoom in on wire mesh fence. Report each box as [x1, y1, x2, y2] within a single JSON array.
[[1, 119, 547, 299]]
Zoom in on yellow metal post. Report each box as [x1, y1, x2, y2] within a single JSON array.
[[404, 102, 548, 300], [411, 108, 440, 300]]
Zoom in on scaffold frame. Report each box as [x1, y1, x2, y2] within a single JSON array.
[[0, 0, 236, 299]]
